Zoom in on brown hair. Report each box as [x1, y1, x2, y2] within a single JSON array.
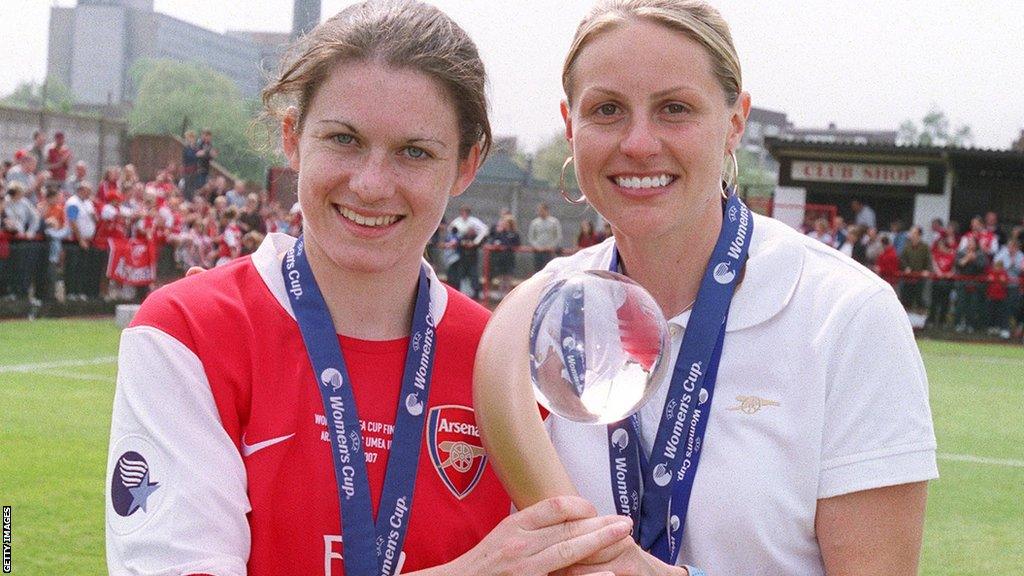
[[562, 0, 741, 106], [263, 0, 491, 160]]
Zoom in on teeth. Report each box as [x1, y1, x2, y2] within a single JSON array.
[[338, 206, 399, 227], [616, 175, 674, 189]]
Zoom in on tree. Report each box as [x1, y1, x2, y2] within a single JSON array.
[[1, 76, 76, 113], [736, 148, 773, 192], [532, 132, 576, 191], [897, 106, 974, 147], [127, 59, 280, 181]]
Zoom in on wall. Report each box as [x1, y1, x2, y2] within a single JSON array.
[[0, 104, 126, 183]]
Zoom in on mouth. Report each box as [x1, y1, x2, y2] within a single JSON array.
[[334, 204, 405, 228], [610, 174, 677, 190]]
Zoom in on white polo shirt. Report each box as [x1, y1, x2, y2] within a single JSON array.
[[543, 214, 938, 575]]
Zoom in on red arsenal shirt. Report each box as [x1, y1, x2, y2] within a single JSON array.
[[106, 233, 510, 575]]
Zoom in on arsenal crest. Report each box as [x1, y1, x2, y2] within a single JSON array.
[[427, 405, 488, 500]]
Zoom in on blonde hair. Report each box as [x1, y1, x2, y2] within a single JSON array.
[[263, 0, 491, 160], [562, 0, 741, 106]]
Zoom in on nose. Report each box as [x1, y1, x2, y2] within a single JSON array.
[[619, 117, 661, 160], [347, 149, 396, 204]]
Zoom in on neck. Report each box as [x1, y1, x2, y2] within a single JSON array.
[[303, 234, 421, 340], [614, 195, 723, 318]]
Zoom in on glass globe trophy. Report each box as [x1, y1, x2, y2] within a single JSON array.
[[529, 270, 669, 424]]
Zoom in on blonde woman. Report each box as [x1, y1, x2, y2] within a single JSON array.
[[476, 2, 937, 575]]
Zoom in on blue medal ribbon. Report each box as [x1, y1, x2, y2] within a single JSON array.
[[284, 236, 436, 576], [606, 193, 753, 564]]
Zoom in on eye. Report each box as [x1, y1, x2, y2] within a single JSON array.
[[597, 103, 620, 116], [401, 146, 431, 160], [331, 133, 355, 145], [663, 102, 689, 114]]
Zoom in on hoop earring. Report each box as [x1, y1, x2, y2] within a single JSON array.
[[560, 156, 586, 205], [721, 150, 739, 199]]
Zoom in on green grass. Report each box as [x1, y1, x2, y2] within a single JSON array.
[[0, 321, 1021, 574]]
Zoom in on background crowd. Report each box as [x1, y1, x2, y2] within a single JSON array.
[[0, 129, 302, 305], [5, 131, 1023, 343], [803, 199, 1024, 340]]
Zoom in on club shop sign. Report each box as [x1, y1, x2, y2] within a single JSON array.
[[791, 161, 929, 187]]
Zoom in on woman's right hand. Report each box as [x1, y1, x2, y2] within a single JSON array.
[[446, 496, 633, 576]]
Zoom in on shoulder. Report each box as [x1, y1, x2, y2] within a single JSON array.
[[728, 215, 894, 332], [130, 256, 266, 351], [543, 237, 615, 275], [436, 284, 490, 341]]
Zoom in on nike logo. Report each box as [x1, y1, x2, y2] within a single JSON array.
[[241, 432, 295, 457]]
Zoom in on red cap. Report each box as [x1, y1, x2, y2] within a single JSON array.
[[13, 149, 25, 161]]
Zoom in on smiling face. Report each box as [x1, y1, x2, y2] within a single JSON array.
[[284, 59, 479, 274], [562, 19, 747, 241]]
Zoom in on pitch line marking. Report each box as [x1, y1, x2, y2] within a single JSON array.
[[0, 356, 117, 373], [938, 452, 1024, 469], [928, 354, 1024, 367], [28, 369, 113, 383]]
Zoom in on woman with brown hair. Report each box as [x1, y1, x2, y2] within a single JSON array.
[[475, 1, 937, 575], [106, 2, 630, 575]]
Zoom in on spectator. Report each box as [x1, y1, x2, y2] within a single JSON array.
[[0, 193, 10, 298], [928, 218, 946, 248], [41, 188, 69, 299], [119, 164, 140, 196], [899, 226, 931, 313], [830, 215, 847, 249], [954, 235, 988, 333], [851, 198, 876, 229], [45, 131, 73, 183], [6, 151, 38, 196], [1, 160, 12, 189], [64, 182, 98, 301], [576, 219, 600, 249], [985, 260, 1010, 339], [927, 231, 957, 329], [805, 217, 833, 246], [95, 190, 129, 300], [3, 182, 44, 304], [64, 161, 89, 198], [985, 211, 1005, 248], [598, 221, 613, 243], [28, 130, 46, 166], [960, 215, 998, 256], [241, 231, 264, 257], [487, 214, 520, 294], [239, 193, 266, 234], [839, 225, 866, 264], [225, 180, 248, 209], [889, 219, 908, 255], [97, 166, 121, 204], [447, 205, 488, 298], [993, 238, 1023, 339], [874, 235, 900, 286], [864, 226, 883, 266], [179, 217, 214, 270], [528, 202, 562, 271], [181, 130, 200, 200], [214, 207, 242, 267], [195, 129, 218, 189]]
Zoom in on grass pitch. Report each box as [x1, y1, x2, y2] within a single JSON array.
[[0, 319, 1021, 574]]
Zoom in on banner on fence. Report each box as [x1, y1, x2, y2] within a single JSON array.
[[107, 238, 156, 286]]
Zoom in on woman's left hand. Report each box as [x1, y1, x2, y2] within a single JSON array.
[[552, 538, 690, 576]]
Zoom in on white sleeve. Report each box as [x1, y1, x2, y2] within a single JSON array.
[[818, 288, 938, 499], [106, 326, 250, 576]]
